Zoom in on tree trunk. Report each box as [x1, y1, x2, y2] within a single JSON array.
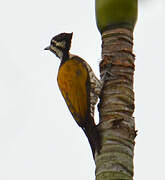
[[95, 28, 136, 180]]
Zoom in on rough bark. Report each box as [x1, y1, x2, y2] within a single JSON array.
[[96, 28, 136, 180]]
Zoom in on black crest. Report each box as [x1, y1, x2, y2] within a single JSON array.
[[51, 32, 73, 51]]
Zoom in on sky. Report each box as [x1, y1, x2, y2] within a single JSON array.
[[0, 0, 165, 179]]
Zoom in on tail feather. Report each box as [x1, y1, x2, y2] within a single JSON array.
[[83, 120, 101, 158]]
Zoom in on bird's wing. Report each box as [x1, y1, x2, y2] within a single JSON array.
[[57, 59, 90, 126]]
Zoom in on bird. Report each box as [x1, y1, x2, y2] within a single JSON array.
[[45, 32, 102, 157]]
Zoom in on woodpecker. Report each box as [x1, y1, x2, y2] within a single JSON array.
[[45, 32, 102, 157]]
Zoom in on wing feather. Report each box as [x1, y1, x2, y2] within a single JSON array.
[[57, 59, 89, 126]]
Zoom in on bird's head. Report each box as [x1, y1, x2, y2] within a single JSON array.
[[45, 32, 73, 61]]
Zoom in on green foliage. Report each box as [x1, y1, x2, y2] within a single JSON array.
[[95, 0, 138, 33]]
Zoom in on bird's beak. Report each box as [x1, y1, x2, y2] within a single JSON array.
[[44, 46, 50, 50]]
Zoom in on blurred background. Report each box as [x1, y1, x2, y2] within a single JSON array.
[[0, 0, 164, 179]]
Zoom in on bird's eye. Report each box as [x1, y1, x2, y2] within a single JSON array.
[[51, 40, 56, 46]]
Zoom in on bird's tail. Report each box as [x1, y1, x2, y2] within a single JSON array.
[[83, 118, 101, 158]]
